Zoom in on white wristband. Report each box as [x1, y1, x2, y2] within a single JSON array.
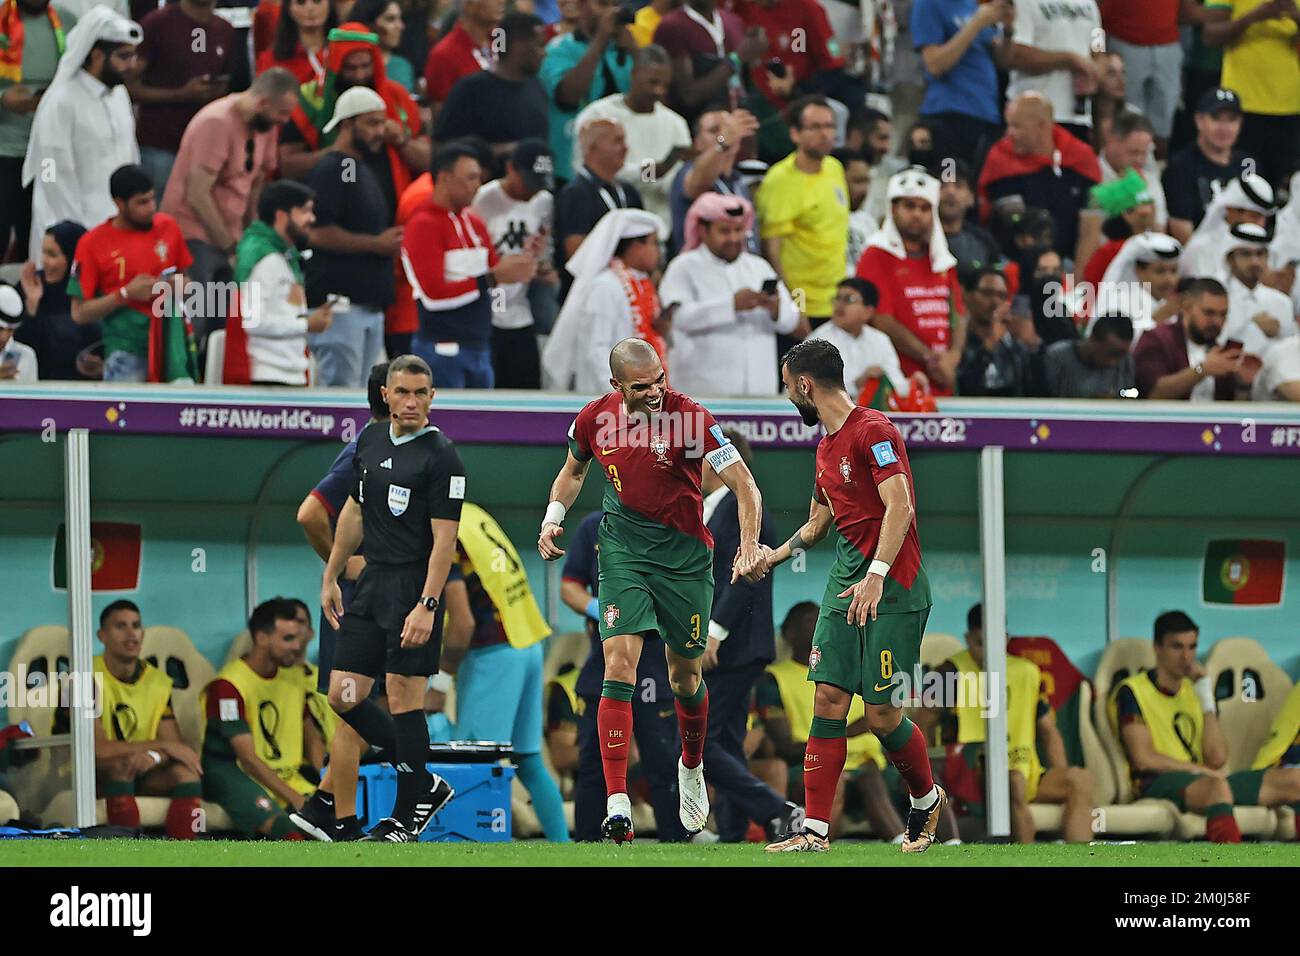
[[1194, 676, 1215, 713], [707, 619, 730, 642], [430, 670, 454, 694], [542, 500, 566, 528], [147, 749, 162, 766], [868, 559, 891, 578]]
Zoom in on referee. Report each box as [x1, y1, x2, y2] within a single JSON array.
[[321, 355, 467, 842]]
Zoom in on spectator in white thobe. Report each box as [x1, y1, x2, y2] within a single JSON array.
[[22, 7, 141, 259], [659, 192, 797, 398]]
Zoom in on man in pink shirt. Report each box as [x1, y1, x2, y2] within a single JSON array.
[[160, 67, 301, 338]]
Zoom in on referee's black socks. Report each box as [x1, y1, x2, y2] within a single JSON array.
[[390, 709, 432, 828], [339, 698, 397, 757]]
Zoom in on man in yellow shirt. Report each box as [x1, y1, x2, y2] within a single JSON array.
[[200, 599, 316, 839], [92, 600, 204, 839], [1203, 0, 1300, 188], [1112, 610, 1300, 842], [630, 0, 682, 46], [755, 95, 848, 335], [917, 603, 1095, 843]]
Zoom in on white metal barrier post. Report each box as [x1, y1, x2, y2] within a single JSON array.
[[64, 428, 96, 828], [978, 445, 1011, 839]]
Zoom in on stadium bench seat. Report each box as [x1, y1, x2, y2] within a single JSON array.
[[920, 633, 961, 668], [40, 789, 235, 834], [141, 626, 216, 752], [224, 629, 252, 665], [1204, 637, 1294, 774], [6, 626, 73, 819]]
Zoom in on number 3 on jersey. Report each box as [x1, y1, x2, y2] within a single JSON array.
[[607, 463, 622, 493]]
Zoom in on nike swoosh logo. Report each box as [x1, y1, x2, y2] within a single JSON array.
[[601, 447, 618, 455], [874, 681, 895, 692], [606, 742, 627, 749]]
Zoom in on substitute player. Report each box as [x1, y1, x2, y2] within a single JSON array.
[[758, 338, 946, 853], [538, 338, 767, 843], [321, 355, 465, 843]]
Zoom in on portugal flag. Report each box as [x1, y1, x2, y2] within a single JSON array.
[[1202, 539, 1285, 606], [53, 522, 142, 591]]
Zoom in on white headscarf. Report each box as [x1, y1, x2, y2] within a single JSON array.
[[1180, 172, 1274, 279], [21, 7, 142, 187], [863, 166, 956, 273], [1269, 171, 1300, 270], [1092, 231, 1182, 336], [541, 208, 666, 391]]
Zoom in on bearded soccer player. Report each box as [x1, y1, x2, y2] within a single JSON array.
[[538, 337, 767, 843], [759, 338, 945, 853]]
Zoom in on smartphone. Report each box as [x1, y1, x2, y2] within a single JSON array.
[[326, 293, 351, 310], [211, 74, 232, 85], [762, 278, 778, 295], [1223, 338, 1244, 351]]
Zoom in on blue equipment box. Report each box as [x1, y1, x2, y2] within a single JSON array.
[[356, 762, 514, 842]]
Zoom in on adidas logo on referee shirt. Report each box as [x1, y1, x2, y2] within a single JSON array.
[[380, 458, 393, 469]]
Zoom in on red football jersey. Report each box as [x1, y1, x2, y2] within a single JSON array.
[[856, 246, 964, 395], [814, 406, 923, 589], [569, 388, 739, 550]]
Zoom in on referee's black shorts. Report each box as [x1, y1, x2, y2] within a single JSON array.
[[334, 561, 444, 678]]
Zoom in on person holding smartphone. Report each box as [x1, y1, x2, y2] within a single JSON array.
[[658, 191, 797, 397]]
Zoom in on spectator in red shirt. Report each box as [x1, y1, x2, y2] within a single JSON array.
[[423, 0, 502, 122], [253, 0, 281, 60], [128, 0, 235, 197], [257, 0, 337, 84], [1098, 0, 1183, 155], [653, 0, 767, 124], [856, 166, 967, 395], [401, 143, 537, 388]]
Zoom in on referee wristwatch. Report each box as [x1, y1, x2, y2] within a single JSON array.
[[419, 595, 439, 612]]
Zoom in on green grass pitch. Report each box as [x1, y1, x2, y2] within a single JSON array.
[[3, 840, 1299, 867]]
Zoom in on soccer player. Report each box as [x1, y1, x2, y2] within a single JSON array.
[[92, 600, 204, 839], [1112, 611, 1300, 843], [321, 354, 466, 842], [537, 337, 766, 843], [757, 338, 946, 853], [200, 598, 318, 840]]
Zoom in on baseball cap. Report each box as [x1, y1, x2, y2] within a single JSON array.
[[510, 138, 554, 192], [0, 284, 24, 327], [322, 86, 387, 134], [1196, 87, 1242, 117]]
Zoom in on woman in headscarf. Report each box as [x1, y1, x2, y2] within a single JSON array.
[[541, 208, 668, 393], [1093, 231, 1182, 339], [15, 220, 99, 380]]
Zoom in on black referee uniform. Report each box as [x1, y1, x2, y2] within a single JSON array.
[[335, 423, 466, 679]]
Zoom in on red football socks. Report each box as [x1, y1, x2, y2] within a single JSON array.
[[675, 684, 708, 770], [1205, 804, 1242, 844], [597, 693, 634, 796], [882, 717, 936, 797], [105, 794, 140, 828], [803, 733, 847, 829], [165, 796, 201, 840]]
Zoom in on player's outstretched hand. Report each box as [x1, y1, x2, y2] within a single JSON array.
[[538, 521, 566, 560], [732, 542, 768, 583], [321, 578, 345, 630], [401, 604, 433, 648], [839, 572, 884, 626]]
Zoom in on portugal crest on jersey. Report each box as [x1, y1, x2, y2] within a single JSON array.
[[839, 456, 852, 482], [387, 484, 411, 516], [650, 433, 670, 464], [603, 604, 620, 629], [808, 645, 822, 670]]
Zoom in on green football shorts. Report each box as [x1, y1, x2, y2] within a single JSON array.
[[807, 603, 931, 705], [598, 564, 714, 660]]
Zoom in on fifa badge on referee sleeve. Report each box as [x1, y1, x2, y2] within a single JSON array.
[[449, 476, 466, 500], [870, 441, 898, 467]]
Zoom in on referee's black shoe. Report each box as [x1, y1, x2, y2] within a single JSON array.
[[361, 817, 418, 843], [766, 801, 806, 842], [290, 791, 335, 842], [410, 773, 456, 836]]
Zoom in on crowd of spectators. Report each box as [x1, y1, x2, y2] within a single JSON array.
[[2, 0, 1300, 402]]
